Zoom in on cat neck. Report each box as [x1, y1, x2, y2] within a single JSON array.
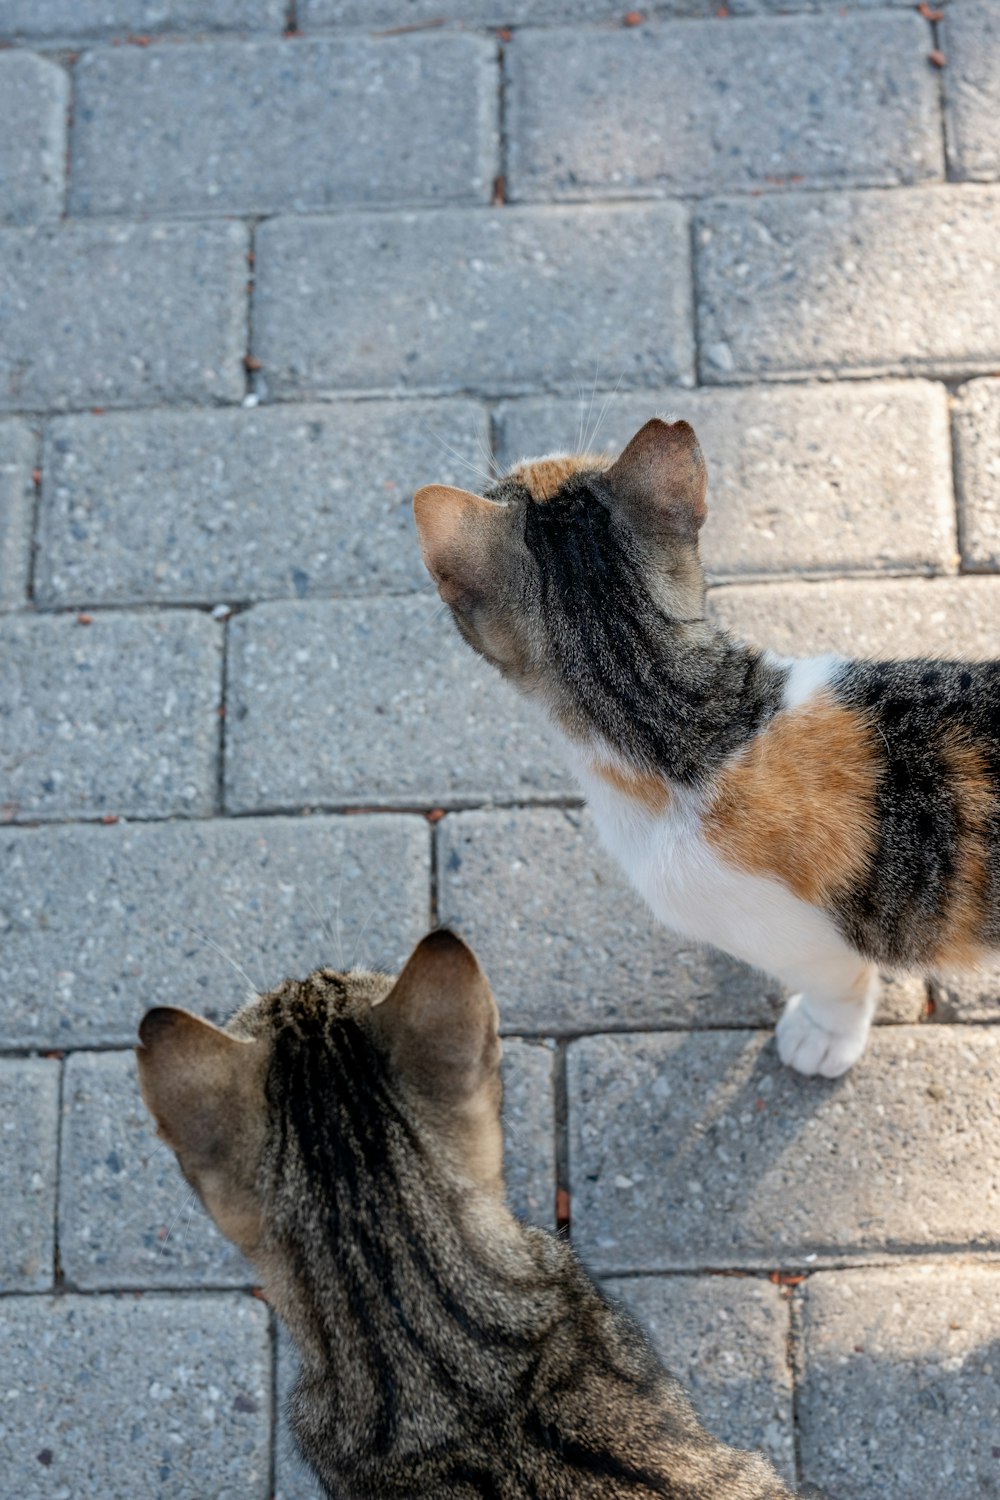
[[549, 612, 787, 786]]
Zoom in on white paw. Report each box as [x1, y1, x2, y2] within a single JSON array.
[[776, 994, 870, 1078]]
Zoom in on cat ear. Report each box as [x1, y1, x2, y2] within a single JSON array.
[[370, 929, 501, 1102], [603, 418, 708, 538], [136, 1007, 265, 1169], [412, 484, 506, 604]]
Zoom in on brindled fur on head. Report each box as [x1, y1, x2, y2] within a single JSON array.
[[138, 929, 804, 1499], [414, 419, 1000, 1081]]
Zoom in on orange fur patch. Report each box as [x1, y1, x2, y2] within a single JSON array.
[[704, 695, 880, 906], [593, 760, 672, 817], [930, 733, 993, 968], [509, 453, 609, 502]]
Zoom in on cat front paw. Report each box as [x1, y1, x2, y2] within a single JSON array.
[[776, 994, 870, 1078]]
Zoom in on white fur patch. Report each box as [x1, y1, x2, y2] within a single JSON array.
[[780, 653, 845, 711]]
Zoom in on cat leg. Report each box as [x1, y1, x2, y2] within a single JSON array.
[[775, 959, 879, 1079]]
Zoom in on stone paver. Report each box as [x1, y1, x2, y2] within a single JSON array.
[[508, 14, 940, 201], [0, 0, 285, 39], [0, 611, 222, 822], [568, 1027, 1000, 1272], [604, 1276, 793, 1479], [709, 576, 1000, 660], [0, 420, 35, 609], [502, 1039, 557, 1228], [0, 52, 69, 225], [60, 1050, 253, 1291], [943, 1, 1000, 184], [499, 381, 955, 582], [0, 220, 247, 413], [0, 813, 429, 1048], [254, 204, 694, 398], [0, 1293, 271, 1500], [302, 0, 922, 20], [696, 186, 1000, 382], [36, 400, 489, 607], [798, 1267, 1000, 1500], [929, 959, 1000, 1024], [225, 598, 570, 812], [0, 1057, 59, 1291], [954, 377, 1000, 572], [71, 36, 497, 218], [438, 806, 784, 1033]]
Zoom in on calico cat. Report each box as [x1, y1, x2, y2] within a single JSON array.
[[137, 930, 808, 1499], [413, 418, 1000, 1078]]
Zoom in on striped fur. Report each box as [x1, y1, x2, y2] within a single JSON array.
[[413, 418, 1000, 1076], [137, 933, 808, 1499]]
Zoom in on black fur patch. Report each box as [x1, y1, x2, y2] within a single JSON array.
[[520, 474, 785, 783]]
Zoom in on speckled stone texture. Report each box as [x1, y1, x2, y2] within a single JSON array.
[[507, 14, 940, 200], [254, 204, 694, 397], [70, 36, 497, 217], [502, 1039, 557, 1228], [0, 52, 69, 224], [0, 0, 285, 38], [499, 381, 955, 582], [437, 806, 785, 1033], [36, 401, 490, 607], [0, 611, 222, 822], [224, 597, 570, 811], [0, 813, 430, 1047], [710, 576, 1000, 660], [954, 377, 1000, 572], [0, 1057, 59, 1290], [943, 1, 1000, 183], [797, 1267, 1000, 1500], [929, 957, 1000, 1023], [604, 1275, 794, 1478], [0, 419, 34, 608], [0, 220, 248, 413], [695, 186, 1000, 382], [567, 1027, 1000, 1271], [0, 1293, 271, 1499]]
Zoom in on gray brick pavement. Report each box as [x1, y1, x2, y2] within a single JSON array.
[[929, 958, 1000, 1023], [0, 610, 222, 822], [798, 1268, 1000, 1500], [954, 377, 1000, 573], [605, 1276, 794, 1478], [0, 0, 284, 40], [0, 1057, 59, 1291], [499, 381, 955, 582], [0, 52, 68, 225], [0, 813, 430, 1047], [0, 419, 35, 609], [35, 400, 490, 607], [567, 1027, 1000, 1272], [0, 220, 248, 413], [70, 36, 497, 218], [254, 204, 694, 398], [225, 597, 570, 811], [507, 14, 940, 202], [710, 576, 1000, 659], [696, 186, 1000, 382], [0, 1293, 271, 1500], [501, 1039, 557, 1228], [943, 1, 1000, 184]]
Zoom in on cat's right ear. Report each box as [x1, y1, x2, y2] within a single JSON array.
[[369, 929, 501, 1103], [603, 418, 708, 539], [412, 485, 506, 605]]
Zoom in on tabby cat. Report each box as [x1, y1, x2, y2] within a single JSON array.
[[138, 930, 808, 1498], [413, 418, 1000, 1077]]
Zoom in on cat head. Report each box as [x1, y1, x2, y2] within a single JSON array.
[[136, 930, 504, 1290], [412, 418, 709, 733]]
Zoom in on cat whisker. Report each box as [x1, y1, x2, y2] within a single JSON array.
[[431, 433, 496, 490], [156, 1185, 197, 1260], [349, 904, 380, 974], [179, 922, 260, 1000], [586, 371, 625, 454]]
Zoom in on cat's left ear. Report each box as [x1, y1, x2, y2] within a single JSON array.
[[369, 929, 501, 1103], [603, 418, 708, 538], [412, 485, 506, 605]]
